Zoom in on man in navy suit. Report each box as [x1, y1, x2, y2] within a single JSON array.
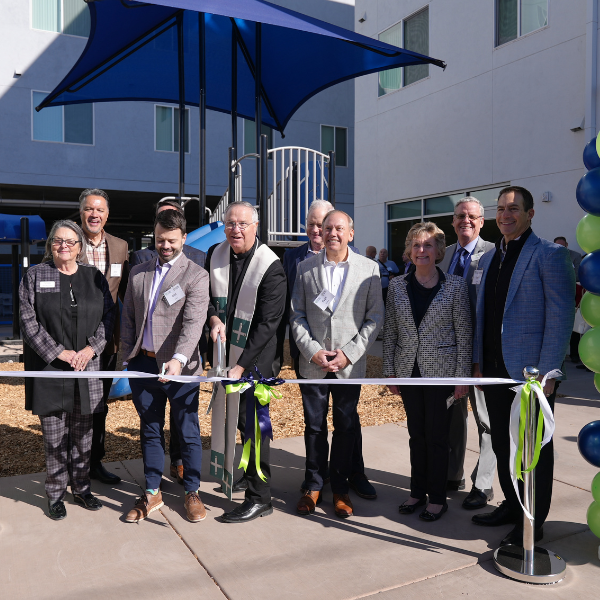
[[283, 200, 376, 501], [472, 186, 575, 547], [128, 199, 207, 486]]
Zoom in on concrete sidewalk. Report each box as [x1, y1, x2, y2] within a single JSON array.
[[1, 388, 599, 599]]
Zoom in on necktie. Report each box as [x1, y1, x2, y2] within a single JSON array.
[[454, 248, 467, 278]]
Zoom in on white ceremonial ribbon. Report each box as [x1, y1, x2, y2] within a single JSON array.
[[508, 369, 562, 523]]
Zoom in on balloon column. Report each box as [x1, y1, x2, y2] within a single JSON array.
[[576, 137, 600, 554]]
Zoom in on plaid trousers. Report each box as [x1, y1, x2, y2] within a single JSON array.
[[39, 385, 94, 502]]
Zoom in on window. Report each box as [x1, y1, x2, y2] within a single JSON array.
[[378, 7, 429, 96], [496, 0, 548, 47], [155, 105, 190, 153], [321, 125, 347, 167], [32, 91, 93, 144], [386, 186, 507, 262], [32, 0, 90, 37], [243, 119, 273, 156]]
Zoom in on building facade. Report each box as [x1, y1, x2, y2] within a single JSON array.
[[354, 0, 593, 260]]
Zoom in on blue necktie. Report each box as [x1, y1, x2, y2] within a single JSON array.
[[454, 248, 467, 278]]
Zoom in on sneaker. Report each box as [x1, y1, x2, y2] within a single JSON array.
[[125, 491, 164, 523]]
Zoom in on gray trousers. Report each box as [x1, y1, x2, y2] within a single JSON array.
[[447, 386, 496, 492], [39, 386, 94, 503]]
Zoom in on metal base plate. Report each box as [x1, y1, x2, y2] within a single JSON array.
[[494, 545, 566, 584]]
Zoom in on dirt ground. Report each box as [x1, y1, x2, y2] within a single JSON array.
[[0, 342, 406, 478]]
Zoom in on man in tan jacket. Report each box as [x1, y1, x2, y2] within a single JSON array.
[[79, 188, 129, 485]]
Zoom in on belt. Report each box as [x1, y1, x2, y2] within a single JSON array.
[[141, 349, 156, 358]]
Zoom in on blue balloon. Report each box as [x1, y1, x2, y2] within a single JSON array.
[[584, 138, 600, 170], [576, 168, 600, 216], [580, 251, 600, 294], [578, 420, 600, 467], [108, 369, 131, 400]]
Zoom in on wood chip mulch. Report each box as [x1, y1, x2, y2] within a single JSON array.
[[0, 343, 406, 478]]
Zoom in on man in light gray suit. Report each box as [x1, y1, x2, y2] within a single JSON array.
[[121, 209, 210, 524], [439, 197, 496, 510], [291, 210, 384, 518]]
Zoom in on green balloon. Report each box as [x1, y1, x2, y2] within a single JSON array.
[[581, 292, 600, 327], [593, 473, 600, 503], [595, 372, 600, 393], [579, 328, 600, 372], [577, 214, 600, 254], [587, 501, 600, 538]]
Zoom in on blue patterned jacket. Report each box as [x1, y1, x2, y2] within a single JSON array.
[[473, 231, 576, 381]]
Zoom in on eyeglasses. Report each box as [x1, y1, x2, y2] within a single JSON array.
[[51, 238, 80, 248], [224, 221, 254, 231], [453, 214, 483, 222]]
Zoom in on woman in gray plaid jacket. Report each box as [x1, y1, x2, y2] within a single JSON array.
[[19, 220, 115, 521], [383, 222, 472, 522]]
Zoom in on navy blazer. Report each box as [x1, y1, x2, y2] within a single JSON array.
[[473, 231, 575, 380], [283, 242, 359, 359]]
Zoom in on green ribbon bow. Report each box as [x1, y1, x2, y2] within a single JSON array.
[[515, 378, 545, 482]]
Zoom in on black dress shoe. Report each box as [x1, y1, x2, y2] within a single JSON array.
[[232, 476, 249, 493], [221, 499, 273, 523], [472, 500, 519, 527], [90, 464, 121, 485], [73, 493, 103, 511], [419, 503, 448, 522], [447, 479, 465, 491], [462, 486, 493, 510], [500, 525, 543, 547], [349, 473, 377, 499], [48, 500, 67, 520], [398, 496, 427, 515]]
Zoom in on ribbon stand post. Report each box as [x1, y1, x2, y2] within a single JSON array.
[[493, 366, 566, 584]]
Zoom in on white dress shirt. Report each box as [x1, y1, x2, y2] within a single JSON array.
[[141, 252, 188, 366], [449, 237, 479, 275], [323, 250, 349, 312]]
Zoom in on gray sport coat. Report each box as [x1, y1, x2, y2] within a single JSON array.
[[290, 249, 384, 379]]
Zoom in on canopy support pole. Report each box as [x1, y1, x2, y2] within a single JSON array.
[[199, 12, 207, 225], [260, 134, 268, 245], [177, 14, 186, 201], [255, 22, 262, 211], [229, 22, 238, 204], [11, 244, 19, 339]]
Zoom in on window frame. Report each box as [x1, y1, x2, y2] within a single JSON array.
[[154, 104, 191, 154], [494, 0, 549, 48], [320, 124, 348, 168], [377, 5, 430, 98], [30, 0, 90, 39], [31, 90, 95, 146], [242, 119, 274, 157]]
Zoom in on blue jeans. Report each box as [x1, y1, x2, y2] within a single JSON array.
[[129, 354, 202, 492]]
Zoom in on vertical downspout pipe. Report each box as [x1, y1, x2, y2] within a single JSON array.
[[586, 0, 598, 141]]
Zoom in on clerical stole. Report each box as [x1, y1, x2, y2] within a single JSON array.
[[209, 240, 278, 499]]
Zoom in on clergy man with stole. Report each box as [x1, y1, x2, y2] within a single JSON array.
[[207, 201, 287, 523]]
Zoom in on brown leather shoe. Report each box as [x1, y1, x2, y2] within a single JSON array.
[[297, 489, 322, 516], [333, 493, 353, 518], [170, 464, 184, 485], [125, 491, 163, 523], [184, 491, 207, 522]]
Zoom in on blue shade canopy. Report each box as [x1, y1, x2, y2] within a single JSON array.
[[0, 215, 47, 243], [37, 0, 446, 133]]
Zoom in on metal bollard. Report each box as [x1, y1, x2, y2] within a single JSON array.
[[493, 366, 566, 584]]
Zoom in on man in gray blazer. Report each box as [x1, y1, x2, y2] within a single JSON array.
[[439, 196, 496, 510], [291, 210, 384, 518], [121, 209, 210, 524]]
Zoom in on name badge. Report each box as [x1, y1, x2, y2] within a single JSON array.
[[313, 289, 335, 311], [110, 263, 122, 278], [163, 283, 185, 306], [472, 269, 483, 285], [40, 281, 55, 288]]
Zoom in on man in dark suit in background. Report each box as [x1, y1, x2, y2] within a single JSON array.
[[283, 200, 377, 501], [129, 199, 207, 486], [438, 196, 496, 510], [79, 188, 129, 486]]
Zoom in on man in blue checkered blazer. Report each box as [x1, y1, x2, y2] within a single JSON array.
[[471, 186, 575, 547]]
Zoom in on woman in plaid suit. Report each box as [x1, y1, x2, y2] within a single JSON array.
[[383, 222, 472, 522], [19, 220, 115, 520]]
